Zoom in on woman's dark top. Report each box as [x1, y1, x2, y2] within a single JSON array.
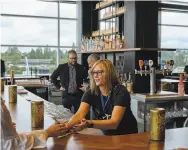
[[81, 84, 138, 135]]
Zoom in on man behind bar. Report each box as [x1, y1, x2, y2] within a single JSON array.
[[51, 50, 88, 113], [184, 65, 188, 79]]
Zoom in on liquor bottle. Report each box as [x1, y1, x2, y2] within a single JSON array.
[[92, 37, 96, 51], [122, 73, 127, 87], [96, 37, 100, 51], [100, 36, 104, 50], [109, 37, 112, 49], [81, 36, 85, 52], [99, 37, 103, 51], [116, 34, 121, 49], [88, 37, 92, 51], [104, 36, 109, 50], [112, 37, 116, 49], [85, 37, 88, 51], [120, 34, 125, 48], [126, 72, 133, 93]]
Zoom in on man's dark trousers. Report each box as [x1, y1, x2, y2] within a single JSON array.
[[61, 92, 82, 113]]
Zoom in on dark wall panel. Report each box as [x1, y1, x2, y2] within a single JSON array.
[[82, 1, 92, 37], [135, 1, 159, 48], [82, 1, 98, 37]]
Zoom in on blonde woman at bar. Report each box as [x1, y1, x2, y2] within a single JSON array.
[[0, 98, 65, 150], [64, 59, 138, 135]]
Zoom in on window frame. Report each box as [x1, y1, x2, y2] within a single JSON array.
[[158, 1, 188, 74], [0, 0, 81, 67]]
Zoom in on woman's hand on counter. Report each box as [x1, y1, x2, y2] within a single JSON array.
[[70, 118, 87, 133], [46, 123, 68, 137]]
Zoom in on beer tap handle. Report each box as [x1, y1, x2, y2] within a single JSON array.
[[161, 60, 165, 75], [169, 60, 174, 75], [149, 60, 153, 70], [144, 60, 148, 76], [139, 60, 144, 76], [166, 60, 170, 75]]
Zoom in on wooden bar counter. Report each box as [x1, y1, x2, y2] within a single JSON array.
[[1, 85, 187, 150]]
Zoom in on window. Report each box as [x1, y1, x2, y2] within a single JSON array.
[[160, 25, 188, 49], [60, 3, 77, 18], [1, 17, 58, 45], [0, 0, 80, 76], [159, 2, 188, 73], [161, 11, 188, 26], [60, 20, 77, 46], [161, 0, 188, 6], [1, 1, 57, 17]]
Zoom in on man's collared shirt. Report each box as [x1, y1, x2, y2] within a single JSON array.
[[68, 63, 77, 94]]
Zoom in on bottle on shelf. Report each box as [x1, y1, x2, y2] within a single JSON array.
[[100, 36, 104, 50], [92, 37, 97, 51], [115, 34, 121, 49], [126, 72, 133, 93], [104, 36, 108, 50], [178, 74, 184, 96], [120, 34, 125, 48], [96, 37, 100, 51], [112, 36, 116, 49], [122, 73, 127, 87], [88, 37, 93, 51], [108, 37, 112, 49], [81, 36, 85, 52]]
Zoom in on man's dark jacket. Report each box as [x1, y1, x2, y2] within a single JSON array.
[[51, 63, 88, 96], [1, 59, 5, 77]]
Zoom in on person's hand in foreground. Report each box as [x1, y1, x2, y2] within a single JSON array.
[[45, 123, 68, 137]]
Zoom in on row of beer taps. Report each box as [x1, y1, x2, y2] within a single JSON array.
[[135, 59, 174, 76]]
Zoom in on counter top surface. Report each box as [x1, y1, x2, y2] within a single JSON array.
[[131, 91, 188, 102], [1, 86, 188, 150], [159, 78, 188, 83]]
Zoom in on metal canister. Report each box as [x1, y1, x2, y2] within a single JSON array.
[[9, 85, 17, 103], [31, 101, 44, 128], [0, 78, 4, 91], [150, 108, 165, 141], [148, 140, 162, 150], [10, 70, 14, 78]]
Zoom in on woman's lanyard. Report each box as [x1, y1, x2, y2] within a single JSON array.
[[100, 93, 111, 113]]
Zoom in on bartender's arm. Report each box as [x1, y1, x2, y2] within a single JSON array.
[[184, 65, 188, 78]]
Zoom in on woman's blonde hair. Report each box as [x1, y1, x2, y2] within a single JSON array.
[[90, 59, 120, 95]]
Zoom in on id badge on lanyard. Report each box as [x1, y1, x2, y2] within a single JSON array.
[[100, 93, 111, 113]]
